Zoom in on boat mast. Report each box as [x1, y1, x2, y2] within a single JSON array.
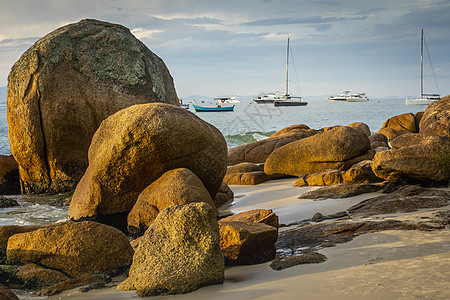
[[285, 37, 289, 98], [420, 29, 423, 99]]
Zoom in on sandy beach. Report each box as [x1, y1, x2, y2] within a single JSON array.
[[17, 178, 450, 300]]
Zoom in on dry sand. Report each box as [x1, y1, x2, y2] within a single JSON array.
[[19, 178, 450, 300]]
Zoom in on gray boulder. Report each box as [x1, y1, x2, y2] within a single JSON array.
[[7, 19, 178, 194]]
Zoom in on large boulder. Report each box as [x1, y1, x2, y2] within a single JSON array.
[[0, 225, 44, 252], [372, 133, 450, 183], [228, 125, 319, 165], [0, 155, 20, 195], [127, 168, 217, 237], [419, 95, 450, 137], [381, 113, 417, 132], [265, 126, 374, 177], [117, 203, 224, 296], [6, 221, 133, 277], [7, 19, 178, 194], [68, 103, 227, 229]]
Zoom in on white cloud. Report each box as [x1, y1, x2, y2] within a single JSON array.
[[131, 28, 164, 39]]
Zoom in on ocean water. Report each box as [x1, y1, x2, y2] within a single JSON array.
[[0, 98, 426, 226]]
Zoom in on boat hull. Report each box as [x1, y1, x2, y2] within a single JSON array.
[[254, 99, 275, 104], [346, 97, 369, 102], [274, 101, 307, 107], [193, 104, 234, 112], [405, 98, 437, 106]]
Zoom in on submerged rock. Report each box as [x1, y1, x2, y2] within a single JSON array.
[[118, 202, 224, 296], [7, 19, 178, 194]]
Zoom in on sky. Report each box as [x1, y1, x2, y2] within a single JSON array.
[[0, 0, 449, 98]]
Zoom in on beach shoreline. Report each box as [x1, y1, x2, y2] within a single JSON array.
[[16, 178, 449, 300]]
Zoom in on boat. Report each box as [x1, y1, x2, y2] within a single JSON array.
[[193, 104, 235, 112], [346, 92, 369, 102], [328, 90, 369, 102], [406, 29, 441, 106], [273, 37, 308, 107], [329, 90, 351, 101], [253, 90, 284, 104], [215, 96, 240, 104]]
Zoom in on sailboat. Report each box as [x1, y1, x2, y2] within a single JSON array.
[[405, 29, 441, 106], [274, 37, 308, 107]]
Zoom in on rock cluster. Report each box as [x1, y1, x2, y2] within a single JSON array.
[[68, 103, 227, 230]]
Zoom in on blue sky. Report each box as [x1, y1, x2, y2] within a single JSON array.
[[0, 0, 449, 98]]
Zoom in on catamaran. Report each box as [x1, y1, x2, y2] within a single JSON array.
[[406, 29, 441, 106]]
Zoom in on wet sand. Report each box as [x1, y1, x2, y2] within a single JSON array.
[[19, 178, 450, 300]]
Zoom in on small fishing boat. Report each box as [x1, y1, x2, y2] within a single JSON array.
[[193, 104, 235, 112]]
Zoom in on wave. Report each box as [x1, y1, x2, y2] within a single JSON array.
[[225, 131, 276, 149]]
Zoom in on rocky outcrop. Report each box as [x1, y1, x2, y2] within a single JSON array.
[[68, 103, 227, 229], [0, 155, 20, 195], [228, 125, 319, 165], [7, 221, 133, 277], [295, 160, 382, 187], [298, 184, 383, 199], [219, 221, 277, 265], [372, 133, 450, 183], [220, 209, 279, 228], [265, 126, 374, 177], [117, 203, 224, 297], [127, 168, 217, 237], [419, 95, 450, 137], [347, 185, 450, 217], [7, 19, 178, 194]]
